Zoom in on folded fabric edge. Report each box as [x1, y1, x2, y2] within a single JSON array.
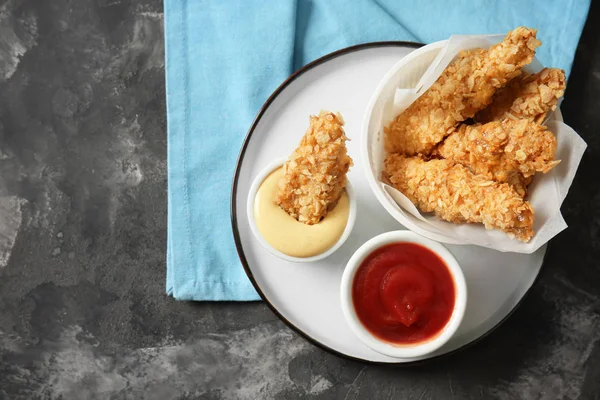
[[164, 0, 183, 298], [562, 0, 592, 78], [172, 278, 262, 302]]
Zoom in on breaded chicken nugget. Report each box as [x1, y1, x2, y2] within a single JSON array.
[[385, 27, 541, 156], [276, 111, 353, 225], [435, 119, 559, 189], [384, 154, 534, 242], [476, 68, 566, 123]]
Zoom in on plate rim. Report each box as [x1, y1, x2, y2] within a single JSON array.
[[230, 41, 549, 365]]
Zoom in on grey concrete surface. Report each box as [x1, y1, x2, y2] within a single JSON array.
[[0, 0, 599, 399]]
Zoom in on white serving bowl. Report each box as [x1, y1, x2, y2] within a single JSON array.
[[247, 158, 357, 263], [361, 40, 560, 247], [340, 230, 467, 359]]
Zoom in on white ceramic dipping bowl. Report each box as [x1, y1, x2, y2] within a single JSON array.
[[247, 158, 357, 263], [340, 230, 467, 359]]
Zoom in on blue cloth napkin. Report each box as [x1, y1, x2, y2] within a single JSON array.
[[165, 0, 590, 301]]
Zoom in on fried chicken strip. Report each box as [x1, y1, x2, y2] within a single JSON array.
[[476, 68, 566, 123], [384, 155, 535, 242], [276, 111, 353, 225], [385, 27, 541, 156], [435, 119, 559, 195]]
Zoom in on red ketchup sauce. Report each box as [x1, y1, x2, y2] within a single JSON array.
[[352, 242, 456, 344]]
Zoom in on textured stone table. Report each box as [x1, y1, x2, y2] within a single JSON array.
[[0, 1, 599, 399]]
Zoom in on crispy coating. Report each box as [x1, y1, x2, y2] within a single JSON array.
[[275, 111, 353, 225], [383, 155, 534, 242], [385, 27, 541, 156], [435, 119, 559, 192], [505, 172, 532, 198], [476, 68, 566, 123]]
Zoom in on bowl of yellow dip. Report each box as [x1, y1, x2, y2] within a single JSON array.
[[247, 158, 357, 263]]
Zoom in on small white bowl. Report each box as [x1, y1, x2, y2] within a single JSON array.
[[340, 230, 467, 359], [247, 158, 357, 263]]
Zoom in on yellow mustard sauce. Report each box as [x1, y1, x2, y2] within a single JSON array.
[[254, 167, 350, 258]]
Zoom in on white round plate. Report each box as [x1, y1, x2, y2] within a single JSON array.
[[231, 42, 547, 364]]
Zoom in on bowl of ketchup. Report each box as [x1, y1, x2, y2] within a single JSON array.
[[340, 230, 467, 359]]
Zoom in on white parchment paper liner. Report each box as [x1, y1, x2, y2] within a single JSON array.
[[371, 34, 587, 253]]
